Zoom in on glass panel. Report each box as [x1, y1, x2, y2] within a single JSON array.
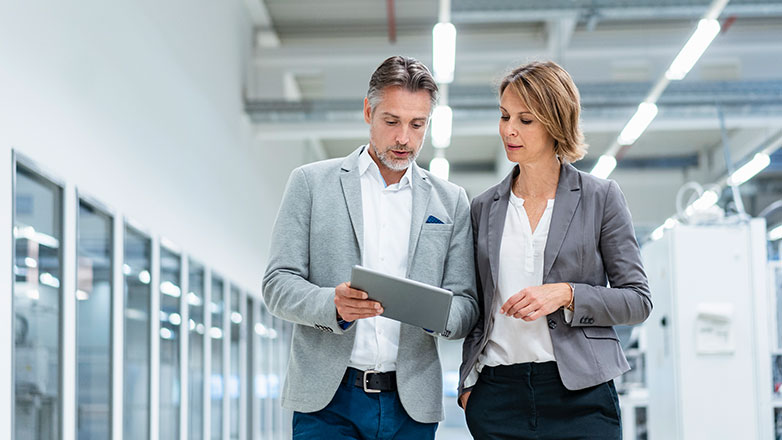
[[230, 287, 242, 440], [188, 260, 205, 440], [159, 248, 182, 440], [123, 226, 151, 439], [210, 276, 224, 440], [14, 165, 62, 440], [774, 355, 782, 399], [76, 202, 112, 439], [776, 407, 782, 440]]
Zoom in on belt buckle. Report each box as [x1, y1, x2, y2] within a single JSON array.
[[362, 369, 381, 393]]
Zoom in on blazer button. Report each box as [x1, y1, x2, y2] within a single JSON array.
[[548, 319, 557, 330]]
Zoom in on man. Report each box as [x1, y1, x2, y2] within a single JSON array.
[[262, 55, 478, 439]]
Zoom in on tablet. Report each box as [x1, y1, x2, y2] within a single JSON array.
[[350, 265, 453, 334]]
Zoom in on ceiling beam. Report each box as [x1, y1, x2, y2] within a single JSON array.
[[243, 0, 280, 48], [252, 114, 782, 142], [451, 1, 782, 23], [546, 16, 577, 62]]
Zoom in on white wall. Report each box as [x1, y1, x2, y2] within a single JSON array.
[[0, 0, 302, 293], [0, 3, 306, 436]]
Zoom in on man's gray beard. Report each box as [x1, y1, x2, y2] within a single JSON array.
[[373, 144, 420, 172]]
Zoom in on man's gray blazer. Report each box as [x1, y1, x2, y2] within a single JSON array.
[[263, 145, 478, 423], [459, 163, 652, 396]]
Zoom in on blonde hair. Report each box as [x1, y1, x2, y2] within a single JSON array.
[[499, 61, 588, 163]]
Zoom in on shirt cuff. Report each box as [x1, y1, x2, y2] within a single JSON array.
[[563, 308, 574, 324], [463, 365, 480, 390]]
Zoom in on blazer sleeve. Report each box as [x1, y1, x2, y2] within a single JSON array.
[[438, 187, 480, 340], [261, 167, 345, 334], [570, 180, 652, 327]]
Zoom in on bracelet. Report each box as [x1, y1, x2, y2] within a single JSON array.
[[566, 282, 575, 311]]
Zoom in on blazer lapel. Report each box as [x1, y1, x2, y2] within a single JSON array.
[[406, 164, 432, 274], [487, 167, 516, 309], [339, 147, 365, 258], [543, 162, 582, 281]]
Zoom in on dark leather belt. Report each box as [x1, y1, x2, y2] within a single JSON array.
[[342, 367, 397, 393]]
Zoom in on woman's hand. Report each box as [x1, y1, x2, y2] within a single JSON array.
[[459, 390, 472, 409], [500, 283, 572, 321]]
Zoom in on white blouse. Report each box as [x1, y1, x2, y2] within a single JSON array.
[[472, 189, 557, 382]]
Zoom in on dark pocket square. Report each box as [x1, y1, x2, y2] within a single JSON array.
[[425, 215, 444, 224]]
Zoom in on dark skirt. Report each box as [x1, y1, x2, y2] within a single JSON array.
[[465, 362, 621, 440]]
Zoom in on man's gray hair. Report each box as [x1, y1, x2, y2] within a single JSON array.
[[366, 56, 439, 115]]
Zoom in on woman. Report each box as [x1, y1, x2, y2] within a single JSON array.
[[458, 61, 652, 439]]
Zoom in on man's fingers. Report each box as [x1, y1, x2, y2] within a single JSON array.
[[340, 301, 383, 314], [340, 305, 384, 321], [337, 297, 381, 310], [343, 310, 383, 321], [337, 283, 369, 300]]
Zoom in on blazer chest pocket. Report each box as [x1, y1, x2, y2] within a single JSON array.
[[581, 326, 619, 341]]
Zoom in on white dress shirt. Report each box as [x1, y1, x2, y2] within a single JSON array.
[[465, 190, 557, 388], [347, 146, 413, 372]]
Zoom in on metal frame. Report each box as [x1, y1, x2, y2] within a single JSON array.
[[204, 268, 213, 439], [179, 253, 190, 440], [150, 235, 161, 440], [238, 290, 248, 440], [111, 212, 124, 440], [223, 278, 231, 440], [243, 294, 254, 440]]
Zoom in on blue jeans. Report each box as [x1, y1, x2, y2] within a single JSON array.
[[292, 369, 437, 440]]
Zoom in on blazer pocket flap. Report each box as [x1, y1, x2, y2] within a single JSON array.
[[421, 223, 454, 232], [581, 326, 619, 341]]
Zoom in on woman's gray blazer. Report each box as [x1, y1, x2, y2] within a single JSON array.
[[459, 162, 652, 395]]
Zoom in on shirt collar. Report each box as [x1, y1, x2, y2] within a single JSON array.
[[359, 145, 413, 189]]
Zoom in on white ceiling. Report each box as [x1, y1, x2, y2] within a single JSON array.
[[243, 0, 782, 230]]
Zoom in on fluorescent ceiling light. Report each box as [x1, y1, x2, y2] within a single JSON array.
[[769, 224, 782, 241], [159, 328, 173, 340], [685, 189, 719, 216], [651, 217, 679, 242], [39, 272, 60, 288], [429, 156, 450, 181], [431, 105, 453, 148], [665, 19, 721, 80], [617, 102, 658, 145], [433, 22, 456, 84], [651, 224, 665, 241], [160, 281, 181, 297], [727, 153, 770, 186], [591, 155, 617, 179]]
